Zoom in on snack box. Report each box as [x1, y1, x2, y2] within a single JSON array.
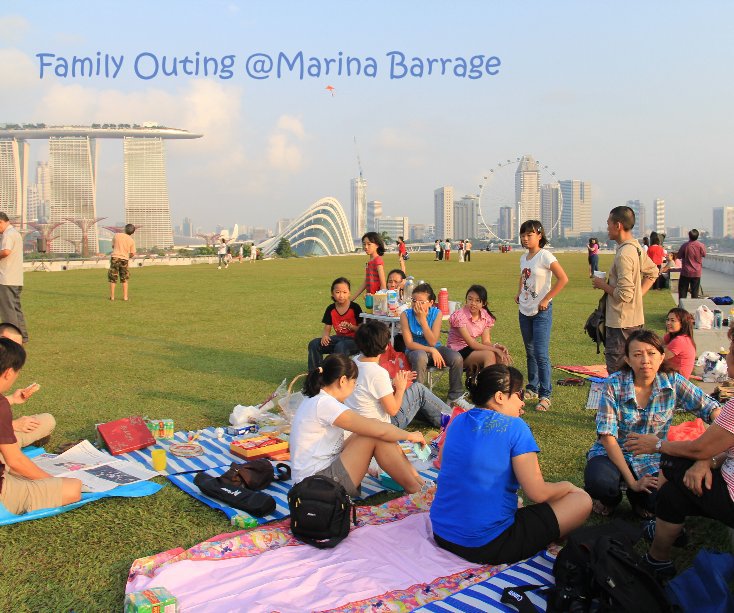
[[124, 587, 178, 613], [146, 419, 175, 440], [230, 435, 289, 460], [227, 424, 259, 436], [97, 416, 156, 455]]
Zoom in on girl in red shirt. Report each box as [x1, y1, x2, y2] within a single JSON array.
[[647, 232, 666, 290], [354, 232, 386, 299], [663, 308, 696, 379]]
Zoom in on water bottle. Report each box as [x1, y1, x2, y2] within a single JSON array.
[[365, 293, 373, 314], [387, 289, 399, 313], [714, 310, 723, 329], [438, 288, 449, 315], [404, 276, 415, 303]]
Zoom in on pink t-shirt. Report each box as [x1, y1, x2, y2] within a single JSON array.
[[447, 306, 495, 351], [715, 398, 734, 503], [663, 333, 696, 380]]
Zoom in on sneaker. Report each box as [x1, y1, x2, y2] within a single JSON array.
[[524, 389, 539, 401], [217, 266, 221, 269], [642, 519, 688, 547], [451, 395, 474, 411], [640, 553, 676, 582]]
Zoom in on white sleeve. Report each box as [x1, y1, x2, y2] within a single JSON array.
[[543, 250, 558, 268], [318, 394, 350, 426], [371, 367, 395, 400]]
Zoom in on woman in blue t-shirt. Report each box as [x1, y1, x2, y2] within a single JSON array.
[[430, 365, 592, 564]]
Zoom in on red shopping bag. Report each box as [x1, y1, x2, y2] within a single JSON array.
[[378, 344, 414, 388], [668, 418, 707, 441]]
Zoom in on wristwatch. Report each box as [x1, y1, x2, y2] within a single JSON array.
[[712, 456, 719, 469], [655, 439, 663, 452]]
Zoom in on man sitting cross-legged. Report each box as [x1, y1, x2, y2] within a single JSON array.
[[0, 323, 51, 449], [0, 338, 81, 514]]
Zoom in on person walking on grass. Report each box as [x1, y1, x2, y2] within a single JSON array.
[[676, 229, 706, 299], [515, 220, 568, 412], [217, 237, 229, 269], [0, 213, 28, 343], [108, 223, 136, 302], [591, 206, 658, 374]]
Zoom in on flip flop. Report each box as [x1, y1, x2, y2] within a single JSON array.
[[536, 397, 551, 412], [592, 499, 612, 516]]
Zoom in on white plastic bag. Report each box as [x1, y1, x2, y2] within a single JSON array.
[[229, 404, 261, 426], [695, 305, 714, 330]]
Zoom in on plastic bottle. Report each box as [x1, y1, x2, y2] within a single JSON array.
[[438, 288, 449, 315], [387, 289, 399, 313], [365, 293, 373, 313], [714, 310, 723, 329], [404, 276, 415, 303]]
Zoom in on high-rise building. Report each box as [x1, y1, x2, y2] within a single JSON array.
[[652, 199, 665, 234], [409, 224, 427, 241], [540, 183, 562, 239], [350, 176, 367, 240], [0, 138, 29, 221], [366, 200, 382, 232], [626, 200, 646, 237], [124, 137, 173, 250], [49, 136, 99, 253], [713, 206, 734, 238], [515, 155, 540, 231], [559, 180, 592, 238], [182, 217, 193, 237], [26, 184, 40, 222], [434, 186, 454, 239], [276, 218, 292, 235], [375, 216, 408, 242], [499, 206, 516, 240], [454, 194, 479, 239]]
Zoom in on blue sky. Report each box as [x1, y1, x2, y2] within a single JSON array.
[[2, 1, 733, 233]]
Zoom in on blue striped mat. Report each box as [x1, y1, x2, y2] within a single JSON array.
[[414, 550, 555, 612], [115, 427, 264, 475], [169, 465, 439, 526]]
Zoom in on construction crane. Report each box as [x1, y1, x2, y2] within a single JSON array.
[[353, 136, 363, 179]]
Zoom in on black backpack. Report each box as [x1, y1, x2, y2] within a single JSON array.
[[221, 459, 291, 491], [547, 520, 671, 612], [584, 293, 607, 354], [287, 475, 357, 549], [193, 471, 276, 517]]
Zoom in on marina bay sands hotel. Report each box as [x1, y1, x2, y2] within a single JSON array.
[[0, 124, 202, 252]]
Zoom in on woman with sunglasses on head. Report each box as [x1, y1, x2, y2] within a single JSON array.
[[430, 365, 591, 565]]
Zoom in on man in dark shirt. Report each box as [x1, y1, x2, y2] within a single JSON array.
[[676, 229, 707, 299]]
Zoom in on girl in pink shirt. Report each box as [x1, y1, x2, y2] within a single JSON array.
[[447, 285, 510, 372], [663, 308, 696, 379]]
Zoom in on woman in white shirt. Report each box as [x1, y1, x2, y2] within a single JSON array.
[[290, 354, 427, 496]]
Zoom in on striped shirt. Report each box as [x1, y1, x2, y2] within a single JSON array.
[[715, 398, 734, 502], [365, 256, 384, 294], [587, 370, 719, 477]]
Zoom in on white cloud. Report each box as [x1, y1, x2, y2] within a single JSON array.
[[0, 48, 40, 91], [267, 115, 306, 172], [0, 15, 29, 45]]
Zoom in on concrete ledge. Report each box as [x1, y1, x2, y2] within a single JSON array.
[[23, 255, 231, 272], [704, 254, 734, 276]]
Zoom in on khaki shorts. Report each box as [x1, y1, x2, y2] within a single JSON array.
[[315, 456, 361, 498], [13, 413, 56, 448], [108, 257, 130, 283], [0, 473, 63, 515]]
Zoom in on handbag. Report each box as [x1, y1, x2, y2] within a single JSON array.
[[221, 458, 291, 490], [402, 253, 409, 260], [193, 472, 276, 516]]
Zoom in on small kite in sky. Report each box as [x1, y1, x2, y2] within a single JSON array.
[[325, 85, 335, 96]]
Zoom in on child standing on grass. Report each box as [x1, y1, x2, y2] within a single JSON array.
[[307, 277, 362, 370], [515, 220, 568, 412], [353, 232, 386, 299]]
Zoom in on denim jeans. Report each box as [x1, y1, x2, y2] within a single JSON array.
[[584, 454, 657, 514], [307, 335, 358, 370], [390, 382, 450, 429], [518, 303, 552, 399], [404, 346, 464, 401]]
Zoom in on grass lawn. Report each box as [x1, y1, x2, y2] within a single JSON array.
[[1, 251, 730, 610]]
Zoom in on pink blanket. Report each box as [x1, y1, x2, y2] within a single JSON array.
[[127, 512, 481, 612]]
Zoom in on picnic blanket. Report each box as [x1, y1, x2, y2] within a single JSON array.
[[168, 463, 440, 525], [0, 481, 163, 526], [127, 489, 556, 612], [556, 364, 608, 382], [115, 427, 250, 475]]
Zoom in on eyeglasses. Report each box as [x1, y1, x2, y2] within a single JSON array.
[[411, 299, 430, 304], [466, 297, 483, 304], [513, 390, 525, 401]]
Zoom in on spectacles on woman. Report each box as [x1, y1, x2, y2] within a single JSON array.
[[513, 390, 525, 401], [411, 298, 430, 304]]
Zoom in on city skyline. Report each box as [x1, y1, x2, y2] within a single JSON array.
[[2, 2, 732, 234]]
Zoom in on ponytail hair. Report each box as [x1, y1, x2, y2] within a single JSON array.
[[302, 354, 358, 397], [466, 364, 524, 408]]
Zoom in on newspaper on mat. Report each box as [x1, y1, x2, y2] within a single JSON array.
[[33, 440, 159, 493]]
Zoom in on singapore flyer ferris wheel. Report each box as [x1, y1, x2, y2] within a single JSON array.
[[476, 156, 564, 241]]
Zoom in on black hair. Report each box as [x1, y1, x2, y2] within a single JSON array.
[[124, 223, 136, 235], [588, 237, 597, 246], [689, 229, 699, 241], [0, 322, 23, 341], [609, 206, 635, 231], [466, 364, 524, 408], [0, 212, 9, 223], [361, 232, 385, 256], [355, 320, 390, 357], [302, 354, 358, 397], [643, 236, 650, 247], [622, 329, 673, 374], [465, 284, 496, 321], [519, 219, 548, 248], [666, 308, 696, 351], [330, 277, 351, 302], [649, 231, 660, 246], [412, 282, 436, 302], [387, 268, 406, 280], [0, 337, 26, 373]]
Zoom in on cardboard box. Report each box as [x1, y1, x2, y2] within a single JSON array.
[[97, 416, 156, 455], [124, 587, 178, 613], [146, 419, 175, 440], [230, 435, 289, 460]]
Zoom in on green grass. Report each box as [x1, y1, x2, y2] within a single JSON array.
[[1, 251, 730, 610]]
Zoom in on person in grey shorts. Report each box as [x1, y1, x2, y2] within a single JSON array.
[[0, 213, 28, 343]]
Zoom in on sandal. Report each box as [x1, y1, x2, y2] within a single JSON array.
[[592, 499, 613, 516], [536, 397, 551, 412]]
